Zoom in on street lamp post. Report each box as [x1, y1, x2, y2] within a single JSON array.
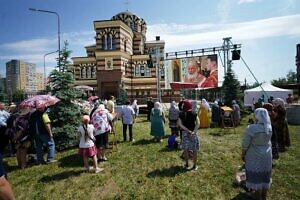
[[29, 8, 61, 71], [44, 50, 58, 88]]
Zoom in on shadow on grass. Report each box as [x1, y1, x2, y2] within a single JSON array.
[[208, 128, 236, 136], [39, 170, 82, 183], [58, 153, 82, 168], [136, 119, 149, 123], [132, 139, 154, 146], [3, 162, 19, 173], [231, 192, 254, 200], [147, 165, 186, 178], [159, 146, 180, 152]]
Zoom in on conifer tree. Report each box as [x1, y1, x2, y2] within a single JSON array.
[[47, 41, 85, 150], [222, 62, 241, 106]]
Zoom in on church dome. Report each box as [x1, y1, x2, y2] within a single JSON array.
[[111, 11, 147, 34]]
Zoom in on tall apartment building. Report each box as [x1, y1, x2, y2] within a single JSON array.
[[36, 72, 44, 91], [6, 60, 43, 96]]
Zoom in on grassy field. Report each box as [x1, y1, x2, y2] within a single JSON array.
[[3, 114, 300, 200]]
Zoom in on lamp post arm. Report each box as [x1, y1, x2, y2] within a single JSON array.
[[29, 8, 61, 71]]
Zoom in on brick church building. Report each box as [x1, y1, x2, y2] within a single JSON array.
[[72, 11, 169, 103]]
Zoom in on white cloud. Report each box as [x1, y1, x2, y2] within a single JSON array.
[[147, 14, 300, 51], [0, 38, 55, 53], [238, 0, 257, 4], [216, 0, 233, 23]]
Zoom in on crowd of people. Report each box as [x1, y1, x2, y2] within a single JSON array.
[[0, 94, 292, 199]]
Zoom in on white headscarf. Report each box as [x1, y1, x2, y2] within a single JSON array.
[[201, 99, 211, 111], [273, 98, 285, 107], [170, 101, 177, 108], [254, 108, 272, 134], [153, 101, 163, 116], [192, 100, 198, 113], [132, 99, 138, 106]]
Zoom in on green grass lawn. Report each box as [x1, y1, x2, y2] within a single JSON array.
[[3, 115, 300, 200]]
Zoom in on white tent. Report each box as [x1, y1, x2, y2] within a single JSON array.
[[244, 83, 293, 106]]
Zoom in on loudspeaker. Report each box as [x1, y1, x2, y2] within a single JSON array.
[[232, 50, 241, 60]]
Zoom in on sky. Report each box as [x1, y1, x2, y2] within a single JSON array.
[[0, 0, 299, 85]]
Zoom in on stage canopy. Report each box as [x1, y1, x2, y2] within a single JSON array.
[[244, 83, 293, 106]]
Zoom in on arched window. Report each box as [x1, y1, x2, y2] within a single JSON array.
[[107, 35, 112, 49], [112, 37, 116, 50], [87, 67, 91, 78], [91, 66, 96, 78], [81, 68, 86, 78], [102, 35, 106, 50], [140, 65, 145, 76], [135, 65, 140, 76], [124, 41, 127, 52]]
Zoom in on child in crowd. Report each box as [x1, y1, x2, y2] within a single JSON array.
[[78, 115, 103, 173]]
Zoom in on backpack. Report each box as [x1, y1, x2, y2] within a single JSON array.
[[168, 134, 178, 149]]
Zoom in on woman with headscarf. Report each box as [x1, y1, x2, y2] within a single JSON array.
[[168, 101, 179, 136], [232, 100, 241, 126], [132, 99, 139, 117], [91, 104, 113, 162], [272, 98, 290, 152], [211, 100, 221, 127], [150, 102, 165, 142], [13, 108, 32, 169], [241, 108, 272, 200], [177, 99, 200, 170], [263, 103, 279, 160], [198, 99, 211, 128]]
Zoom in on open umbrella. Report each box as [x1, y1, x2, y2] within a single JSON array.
[[88, 96, 99, 102], [20, 95, 60, 109]]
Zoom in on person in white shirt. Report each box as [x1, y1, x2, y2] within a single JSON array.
[[78, 115, 103, 173], [120, 100, 135, 142]]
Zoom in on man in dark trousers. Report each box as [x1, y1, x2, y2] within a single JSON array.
[[30, 103, 56, 164], [146, 97, 154, 121]]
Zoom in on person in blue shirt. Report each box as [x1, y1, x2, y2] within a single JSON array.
[[120, 100, 135, 142]]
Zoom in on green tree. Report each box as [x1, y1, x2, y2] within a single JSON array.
[[271, 70, 297, 86], [48, 41, 85, 150], [222, 62, 241, 106], [116, 87, 128, 105], [12, 89, 26, 104]]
